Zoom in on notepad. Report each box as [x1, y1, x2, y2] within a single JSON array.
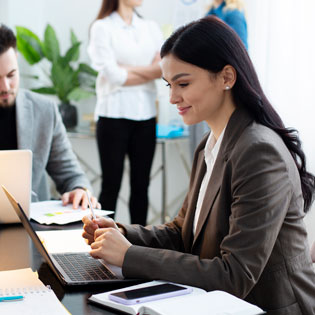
[[0, 268, 70, 315], [88, 281, 265, 315]]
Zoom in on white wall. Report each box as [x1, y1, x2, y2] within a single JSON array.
[[244, 0, 315, 245]]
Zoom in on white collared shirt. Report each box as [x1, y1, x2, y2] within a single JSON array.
[[88, 12, 163, 121], [193, 128, 226, 234]]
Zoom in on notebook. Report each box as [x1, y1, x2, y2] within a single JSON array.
[[0, 150, 32, 224], [2, 186, 139, 287], [89, 281, 265, 315], [0, 268, 69, 315]]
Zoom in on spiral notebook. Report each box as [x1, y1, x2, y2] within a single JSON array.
[[0, 268, 70, 315]]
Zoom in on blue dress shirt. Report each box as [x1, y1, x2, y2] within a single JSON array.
[[207, 1, 248, 50]]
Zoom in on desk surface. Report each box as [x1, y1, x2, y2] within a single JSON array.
[[0, 222, 135, 315]]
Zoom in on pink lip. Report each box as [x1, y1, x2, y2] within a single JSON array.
[[0, 93, 10, 99], [177, 106, 191, 115]]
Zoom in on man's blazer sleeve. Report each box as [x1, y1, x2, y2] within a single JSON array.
[[45, 102, 91, 194]]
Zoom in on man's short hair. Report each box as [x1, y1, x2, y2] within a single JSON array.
[[0, 24, 17, 55]]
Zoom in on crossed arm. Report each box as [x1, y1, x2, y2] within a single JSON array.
[[122, 52, 162, 86]]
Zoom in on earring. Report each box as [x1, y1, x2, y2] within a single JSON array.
[[225, 86, 230, 90]]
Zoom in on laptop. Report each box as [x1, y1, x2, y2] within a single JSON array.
[[2, 186, 139, 287], [0, 150, 32, 224]]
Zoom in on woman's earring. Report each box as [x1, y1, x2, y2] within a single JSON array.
[[225, 86, 230, 90]]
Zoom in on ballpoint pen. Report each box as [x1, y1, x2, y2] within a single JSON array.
[[84, 188, 96, 220], [0, 295, 24, 302]]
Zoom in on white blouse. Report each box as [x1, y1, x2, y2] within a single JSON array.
[[193, 128, 226, 234], [88, 12, 163, 121]]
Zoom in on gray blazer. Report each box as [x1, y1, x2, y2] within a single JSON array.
[[16, 89, 91, 201], [121, 108, 315, 314]]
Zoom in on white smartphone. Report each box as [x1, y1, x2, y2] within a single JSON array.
[[108, 283, 193, 305]]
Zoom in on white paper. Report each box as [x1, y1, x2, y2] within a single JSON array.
[[0, 268, 69, 315], [30, 200, 113, 225]]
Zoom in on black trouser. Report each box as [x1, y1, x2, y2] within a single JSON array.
[[96, 117, 156, 225]]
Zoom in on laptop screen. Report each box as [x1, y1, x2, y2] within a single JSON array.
[[2, 186, 57, 273], [0, 150, 32, 224]]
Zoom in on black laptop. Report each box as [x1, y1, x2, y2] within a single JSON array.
[[2, 185, 138, 287]]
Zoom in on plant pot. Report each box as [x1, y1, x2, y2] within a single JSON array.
[[59, 103, 78, 129]]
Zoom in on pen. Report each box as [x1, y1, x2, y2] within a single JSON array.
[[84, 188, 96, 220], [0, 295, 24, 302]]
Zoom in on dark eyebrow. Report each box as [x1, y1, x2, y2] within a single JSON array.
[[171, 73, 190, 81], [162, 73, 191, 83], [0, 69, 16, 79], [7, 69, 17, 76]]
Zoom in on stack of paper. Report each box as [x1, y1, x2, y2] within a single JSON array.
[[30, 200, 113, 224]]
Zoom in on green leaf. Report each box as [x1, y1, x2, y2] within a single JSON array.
[[64, 42, 81, 64], [16, 26, 44, 65], [21, 73, 40, 80], [67, 87, 94, 102], [79, 63, 98, 76], [70, 29, 79, 45], [15, 24, 96, 105], [70, 29, 80, 61], [51, 62, 78, 103], [43, 24, 60, 62], [31, 87, 56, 95]]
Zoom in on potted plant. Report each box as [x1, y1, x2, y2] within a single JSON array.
[[16, 24, 97, 129]]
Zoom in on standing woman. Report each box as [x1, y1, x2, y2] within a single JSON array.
[[83, 16, 315, 314], [88, 0, 163, 225]]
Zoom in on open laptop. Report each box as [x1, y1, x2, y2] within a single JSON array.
[[2, 186, 139, 287], [0, 150, 32, 224]]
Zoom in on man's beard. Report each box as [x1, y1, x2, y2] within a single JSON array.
[[0, 90, 17, 108]]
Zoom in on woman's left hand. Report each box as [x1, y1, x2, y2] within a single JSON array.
[[90, 227, 132, 267]]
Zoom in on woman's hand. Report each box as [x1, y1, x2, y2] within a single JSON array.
[[90, 228, 132, 267], [82, 215, 123, 245]]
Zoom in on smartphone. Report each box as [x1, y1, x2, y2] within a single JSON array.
[[108, 283, 193, 305]]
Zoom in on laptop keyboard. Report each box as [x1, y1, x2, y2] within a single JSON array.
[[52, 253, 118, 282]]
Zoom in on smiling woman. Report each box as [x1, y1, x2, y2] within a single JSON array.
[[161, 55, 236, 134], [82, 16, 315, 315]]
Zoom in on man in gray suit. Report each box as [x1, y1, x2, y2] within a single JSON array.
[[0, 24, 98, 209]]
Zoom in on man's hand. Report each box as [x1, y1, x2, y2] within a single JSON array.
[[61, 188, 100, 210]]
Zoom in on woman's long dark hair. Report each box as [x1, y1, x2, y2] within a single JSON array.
[[95, 0, 119, 20], [161, 16, 315, 212]]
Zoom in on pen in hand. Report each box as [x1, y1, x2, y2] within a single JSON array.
[[84, 188, 96, 220]]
